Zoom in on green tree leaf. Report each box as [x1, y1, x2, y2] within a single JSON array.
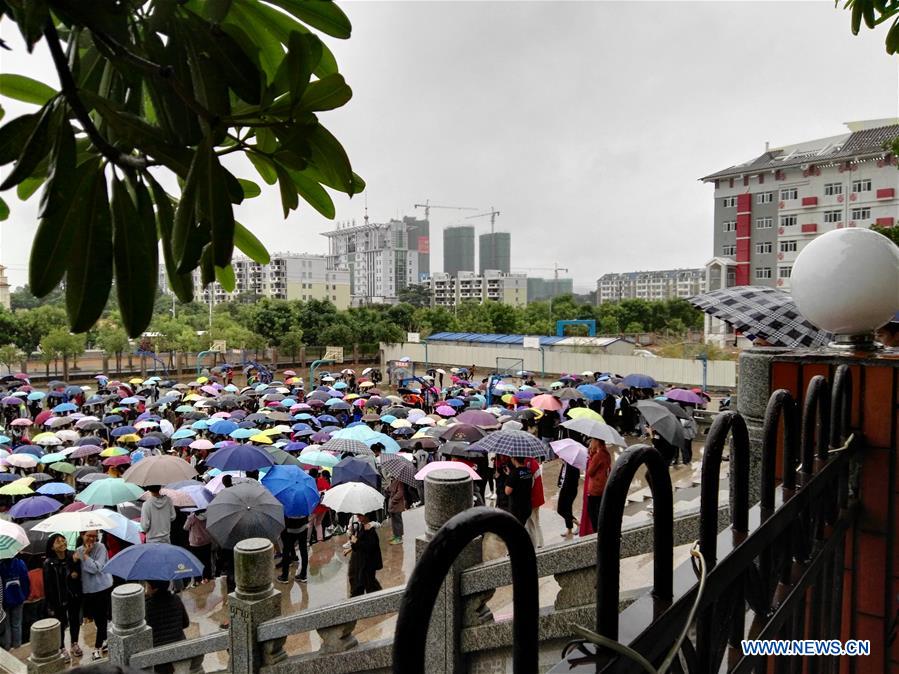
[[248, 152, 278, 185], [173, 141, 206, 273], [304, 123, 354, 194], [274, 162, 299, 217], [65, 162, 113, 332], [187, 12, 262, 105], [194, 144, 235, 267], [234, 221, 270, 264], [0, 113, 39, 165], [238, 178, 262, 198], [148, 176, 194, 304], [112, 177, 158, 337], [299, 73, 351, 112], [263, 0, 352, 39], [215, 264, 236, 292], [0, 197, 8, 222], [0, 74, 56, 106], [6, 0, 48, 52], [0, 102, 57, 191], [288, 169, 335, 218]]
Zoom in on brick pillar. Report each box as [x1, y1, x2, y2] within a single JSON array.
[[768, 353, 898, 673]]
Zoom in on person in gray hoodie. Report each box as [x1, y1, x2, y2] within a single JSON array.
[[141, 486, 176, 544]]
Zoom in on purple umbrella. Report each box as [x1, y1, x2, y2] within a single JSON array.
[[311, 431, 332, 443], [456, 410, 501, 429], [10, 495, 62, 519], [663, 388, 706, 405], [70, 444, 103, 459]]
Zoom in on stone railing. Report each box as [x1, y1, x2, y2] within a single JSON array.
[[92, 471, 728, 674]]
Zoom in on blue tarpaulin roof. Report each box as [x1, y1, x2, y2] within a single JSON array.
[[426, 332, 566, 346]]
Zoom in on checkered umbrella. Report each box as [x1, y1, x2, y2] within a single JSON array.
[[320, 438, 374, 456], [381, 456, 419, 488], [471, 430, 548, 458], [690, 285, 831, 348]]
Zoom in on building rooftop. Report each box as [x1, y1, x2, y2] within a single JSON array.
[[700, 121, 899, 181], [426, 332, 631, 347]]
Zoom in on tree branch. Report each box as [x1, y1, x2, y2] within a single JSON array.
[[43, 21, 148, 171]]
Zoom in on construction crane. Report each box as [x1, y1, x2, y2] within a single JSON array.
[[466, 207, 501, 234], [513, 263, 570, 325], [413, 200, 479, 220]]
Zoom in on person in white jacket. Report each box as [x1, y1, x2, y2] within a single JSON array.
[[141, 486, 176, 544]]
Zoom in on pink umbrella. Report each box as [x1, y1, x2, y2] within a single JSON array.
[[210, 412, 231, 419], [455, 410, 501, 429], [13, 374, 29, 381], [189, 439, 215, 451], [206, 472, 250, 493], [200, 385, 219, 396], [663, 389, 706, 405], [435, 406, 456, 417], [530, 394, 563, 411], [142, 488, 195, 508], [414, 461, 481, 481], [549, 439, 588, 471], [10, 419, 32, 427], [102, 455, 131, 467]]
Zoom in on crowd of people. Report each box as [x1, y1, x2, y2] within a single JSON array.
[[0, 362, 710, 663]]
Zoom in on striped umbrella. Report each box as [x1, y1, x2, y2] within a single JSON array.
[[320, 438, 374, 456], [0, 521, 29, 559]]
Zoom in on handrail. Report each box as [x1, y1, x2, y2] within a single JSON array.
[[129, 631, 229, 669]]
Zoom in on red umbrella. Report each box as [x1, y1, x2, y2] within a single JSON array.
[[34, 410, 53, 427], [102, 455, 132, 467], [530, 394, 563, 411]]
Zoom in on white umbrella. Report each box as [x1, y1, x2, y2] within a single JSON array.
[[55, 429, 80, 443], [560, 418, 627, 446], [321, 482, 384, 514], [6, 454, 38, 469], [92, 509, 143, 545], [33, 511, 115, 533], [0, 521, 29, 559]]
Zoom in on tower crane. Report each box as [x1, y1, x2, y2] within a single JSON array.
[[413, 200, 479, 220], [466, 207, 501, 234]]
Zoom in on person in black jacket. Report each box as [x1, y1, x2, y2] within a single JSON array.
[[144, 580, 189, 673], [556, 461, 580, 536], [43, 533, 82, 658], [346, 514, 382, 597]]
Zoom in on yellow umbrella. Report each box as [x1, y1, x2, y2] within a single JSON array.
[[0, 483, 33, 496], [567, 408, 604, 422], [501, 394, 515, 404], [196, 376, 209, 384], [100, 446, 129, 457], [11, 477, 34, 487], [344, 394, 359, 401], [129, 378, 143, 385], [183, 394, 201, 401], [249, 434, 273, 445], [117, 434, 141, 444], [32, 432, 57, 443]]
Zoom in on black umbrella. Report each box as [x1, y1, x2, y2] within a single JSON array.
[[690, 285, 831, 348], [206, 482, 285, 548], [440, 441, 486, 460], [654, 400, 692, 421], [635, 400, 685, 446], [384, 406, 409, 418], [438, 424, 486, 443]]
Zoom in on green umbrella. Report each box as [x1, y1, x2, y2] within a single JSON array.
[[40, 452, 67, 465], [175, 405, 194, 413], [299, 450, 339, 469], [49, 462, 76, 475], [265, 447, 303, 467], [76, 477, 144, 506]]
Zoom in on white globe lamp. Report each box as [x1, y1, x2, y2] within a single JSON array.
[[791, 228, 899, 348]]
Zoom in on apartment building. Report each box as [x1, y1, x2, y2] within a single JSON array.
[[595, 268, 706, 304], [701, 118, 899, 343], [158, 254, 351, 309], [423, 270, 527, 308]]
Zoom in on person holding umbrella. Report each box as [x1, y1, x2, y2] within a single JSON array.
[[75, 530, 113, 660], [503, 457, 533, 528], [585, 439, 612, 531], [43, 533, 82, 658], [144, 579, 190, 667], [386, 476, 405, 546], [277, 514, 309, 585], [347, 513, 382, 597], [141, 486, 176, 544]]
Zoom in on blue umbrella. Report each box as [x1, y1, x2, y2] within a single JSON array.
[[229, 428, 256, 440], [14, 445, 43, 457], [10, 496, 62, 519], [206, 444, 275, 471], [138, 436, 162, 448], [283, 442, 307, 452], [102, 415, 124, 425], [577, 385, 607, 401], [111, 426, 138, 437], [622, 374, 658, 389], [332, 457, 379, 490], [0, 435, 10, 445], [120, 397, 140, 405], [36, 482, 75, 496], [171, 428, 196, 440], [317, 415, 338, 424], [210, 420, 238, 436], [52, 403, 77, 413], [261, 465, 321, 517], [191, 420, 210, 431], [293, 413, 314, 421], [331, 427, 401, 454], [291, 423, 311, 432], [446, 399, 465, 407], [0, 474, 17, 483], [102, 543, 204, 581], [26, 392, 46, 401], [172, 438, 193, 448]]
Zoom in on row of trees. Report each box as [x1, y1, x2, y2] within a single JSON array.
[[0, 283, 705, 374]]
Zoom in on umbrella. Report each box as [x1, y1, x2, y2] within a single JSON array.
[[206, 444, 275, 472], [122, 455, 198, 486], [77, 478, 145, 506], [70, 445, 103, 459], [92, 508, 143, 545], [438, 424, 486, 443], [77, 473, 110, 485], [34, 510, 115, 533], [653, 400, 693, 421], [10, 496, 62, 519], [299, 450, 340, 469], [566, 408, 604, 422], [100, 447, 129, 458], [576, 385, 607, 401], [13, 445, 43, 457], [49, 462, 76, 475], [36, 482, 75, 496], [435, 405, 456, 417], [471, 430, 548, 458], [414, 461, 482, 481], [332, 457, 379, 490], [0, 482, 34, 496], [556, 388, 586, 401], [381, 456, 418, 488], [635, 400, 686, 446], [622, 374, 658, 389], [689, 285, 831, 348], [440, 441, 485, 459], [261, 465, 321, 517], [102, 455, 132, 467], [330, 427, 400, 454], [103, 543, 204, 581], [6, 454, 37, 469], [560, 418, 626, 446], [321, 482, 384, 514], [456, 410, 501, 429], [210, 420, 239, 436], [0, 521, 29, 559], [206, 482, 284, 548], [320, 438, 373, 456], [549, 439, 589, 471], [595, 381, 623, 396], [663, 389, 706, 406]]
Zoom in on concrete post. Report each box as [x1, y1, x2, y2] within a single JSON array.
[[229, 538, 283, 674], [26, 619, 66, 674], [108, 583, 154, 667], [415, 469, 477, 674]]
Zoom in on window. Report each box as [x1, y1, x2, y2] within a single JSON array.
[[755, 242, 772, 254], [824, 182, 842, 196], [851, 207, 871, 220], [722, 196, 737, 208], [824, 210, 841, 224], [851, 179, 872, 193], [756, 217, 773, 229], [780, 215, 797, 227], [722, 220, 736, 232], [778, 266, 793, 279], [755, 267, 772, 280], [780, 187, 798, 201], [721, 244, 736, 256], [779, 240, 798, 253], [756, 192, 773, 204]]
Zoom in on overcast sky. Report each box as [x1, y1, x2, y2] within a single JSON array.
[[1, 1, 897, 292]]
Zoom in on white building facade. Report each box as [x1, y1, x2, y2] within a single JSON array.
[[424, 270, 527, 308], [596, 268, 706, 304]]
